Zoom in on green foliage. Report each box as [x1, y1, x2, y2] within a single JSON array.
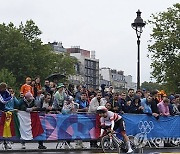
[[0, 68, 16, 87], [148, 3, 180, 93], [0, 20, 77, 87], [141, 81, 163, 92]]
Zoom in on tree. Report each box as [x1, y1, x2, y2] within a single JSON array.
[[0, 68, 16, 88], [148, 3, 180, 93], [141, 81, 163, 92], [0, 20, 77, 86]]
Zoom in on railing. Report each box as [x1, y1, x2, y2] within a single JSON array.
[[0, 112, 179, 141]]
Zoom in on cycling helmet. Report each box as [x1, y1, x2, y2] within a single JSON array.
[[96, 106, 108, 113]]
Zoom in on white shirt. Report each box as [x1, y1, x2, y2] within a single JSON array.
[[88, 97, 106, 113]]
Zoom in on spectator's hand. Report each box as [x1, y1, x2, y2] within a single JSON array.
[[32, 107, 37, 111], [20, 92, 24, 98], [26, 108, 32, 112], [139, 106, 144, 110], [152, 113, 159, 117], [14, 109, 18, 112], [11, 92, 15, 97], [120, 111, 124, 114], [56, 111, 61, 114], [127, 101, 131, 106]]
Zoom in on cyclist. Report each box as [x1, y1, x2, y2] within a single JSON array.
[[97, 106, 133, 153]]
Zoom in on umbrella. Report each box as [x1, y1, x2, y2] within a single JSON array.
[[45, 73, 66, 81]]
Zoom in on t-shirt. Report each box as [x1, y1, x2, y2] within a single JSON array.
[[20, 84, 34, 96], [76, 99, 89, 109], [100, 111, 122, 126]]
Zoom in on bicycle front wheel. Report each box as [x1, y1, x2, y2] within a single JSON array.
[[101, 135, 121, 153]]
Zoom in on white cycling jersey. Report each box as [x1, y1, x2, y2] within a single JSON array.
[[100, 111, 122, 126]]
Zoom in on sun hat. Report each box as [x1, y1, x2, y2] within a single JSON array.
[[57, 83, 64, 89]]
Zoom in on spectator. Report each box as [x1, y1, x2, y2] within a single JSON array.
[[88, 91, 105, 148], [74, 85, 82, 102], [31, 80, 36, 96], [105, 102, 113, 111], [126, 88, 134, 102], [144, 91, 151, 99], [19, 92, 46, 149], [88, 87, 96, 101], [141, 94, 153, 115], [0, 82, 12, 110], [168, 95, 175, 115], [76, 92, 89, 113], [111, 92, 121, 113], [75, 93, 89, 149], [42, 80, 55, 97], [89, 92, 95, 102], [5, 87, 20, 111], [36, 93, 53, 113], [172, 95, 180, 115], [136, 90, 143, 99], [62, 96, 76, 115], [88, 91, 106, 113], [157, 90, 166, 102], [107, 86, 113, 101], [131, 96, 143, 114], [118, 92, 127, 114], [61, 96, 76, 149], [20, 77, 34, 96], [151, 90, 160, 119], [123, 100, 133, 113], [3, 87, 19, 149], [102, 93, 110, 104], [67, 84, 75, 97], [158, 97, 170, 116], [141, 88, 146, 98], [100, 84, 106, 98], [34, 76, 43, 101], [49, 81, 56, 95], [53, 83, 67, 112]]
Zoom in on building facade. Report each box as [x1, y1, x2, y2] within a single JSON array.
[[125, 75, 137, 90], [67, 47, 99, 89], [48, 42, 67, 53], [100, 67, 127, 92]]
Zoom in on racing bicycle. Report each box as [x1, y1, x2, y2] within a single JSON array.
[[100, 129, 142, 153]]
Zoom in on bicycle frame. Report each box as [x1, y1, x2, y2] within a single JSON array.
[[101, 132, 126, 153]]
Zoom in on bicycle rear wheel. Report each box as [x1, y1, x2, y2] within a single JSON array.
[[101, 135, 120, 153]]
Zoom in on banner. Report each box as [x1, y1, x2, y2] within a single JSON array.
[[34, 113, 96, 140], [122, 114, 180, 139], [0, 112, 179, 140]]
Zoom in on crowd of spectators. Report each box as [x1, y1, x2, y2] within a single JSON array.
[[0, 76, 180, 150]]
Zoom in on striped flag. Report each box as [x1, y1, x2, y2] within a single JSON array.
[[17, 111, 44, 140], [0, 111, 44, 140], [0, 111, 20, 138]]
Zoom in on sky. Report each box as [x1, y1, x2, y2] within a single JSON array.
[[0, 0, 178, 83]]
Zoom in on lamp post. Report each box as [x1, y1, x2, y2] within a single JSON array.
[[131, 10, 145, 90]]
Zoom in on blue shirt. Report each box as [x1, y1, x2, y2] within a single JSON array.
[[76, 99, 89, 109], [141, 98, 152, 114]]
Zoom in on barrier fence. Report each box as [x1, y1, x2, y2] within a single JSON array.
[[0, 112, 180, 141]]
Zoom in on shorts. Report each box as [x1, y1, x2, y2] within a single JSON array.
[[114, 118, 126, 132]]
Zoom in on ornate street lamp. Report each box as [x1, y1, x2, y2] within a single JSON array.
[[131, 10, 146, 90]]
